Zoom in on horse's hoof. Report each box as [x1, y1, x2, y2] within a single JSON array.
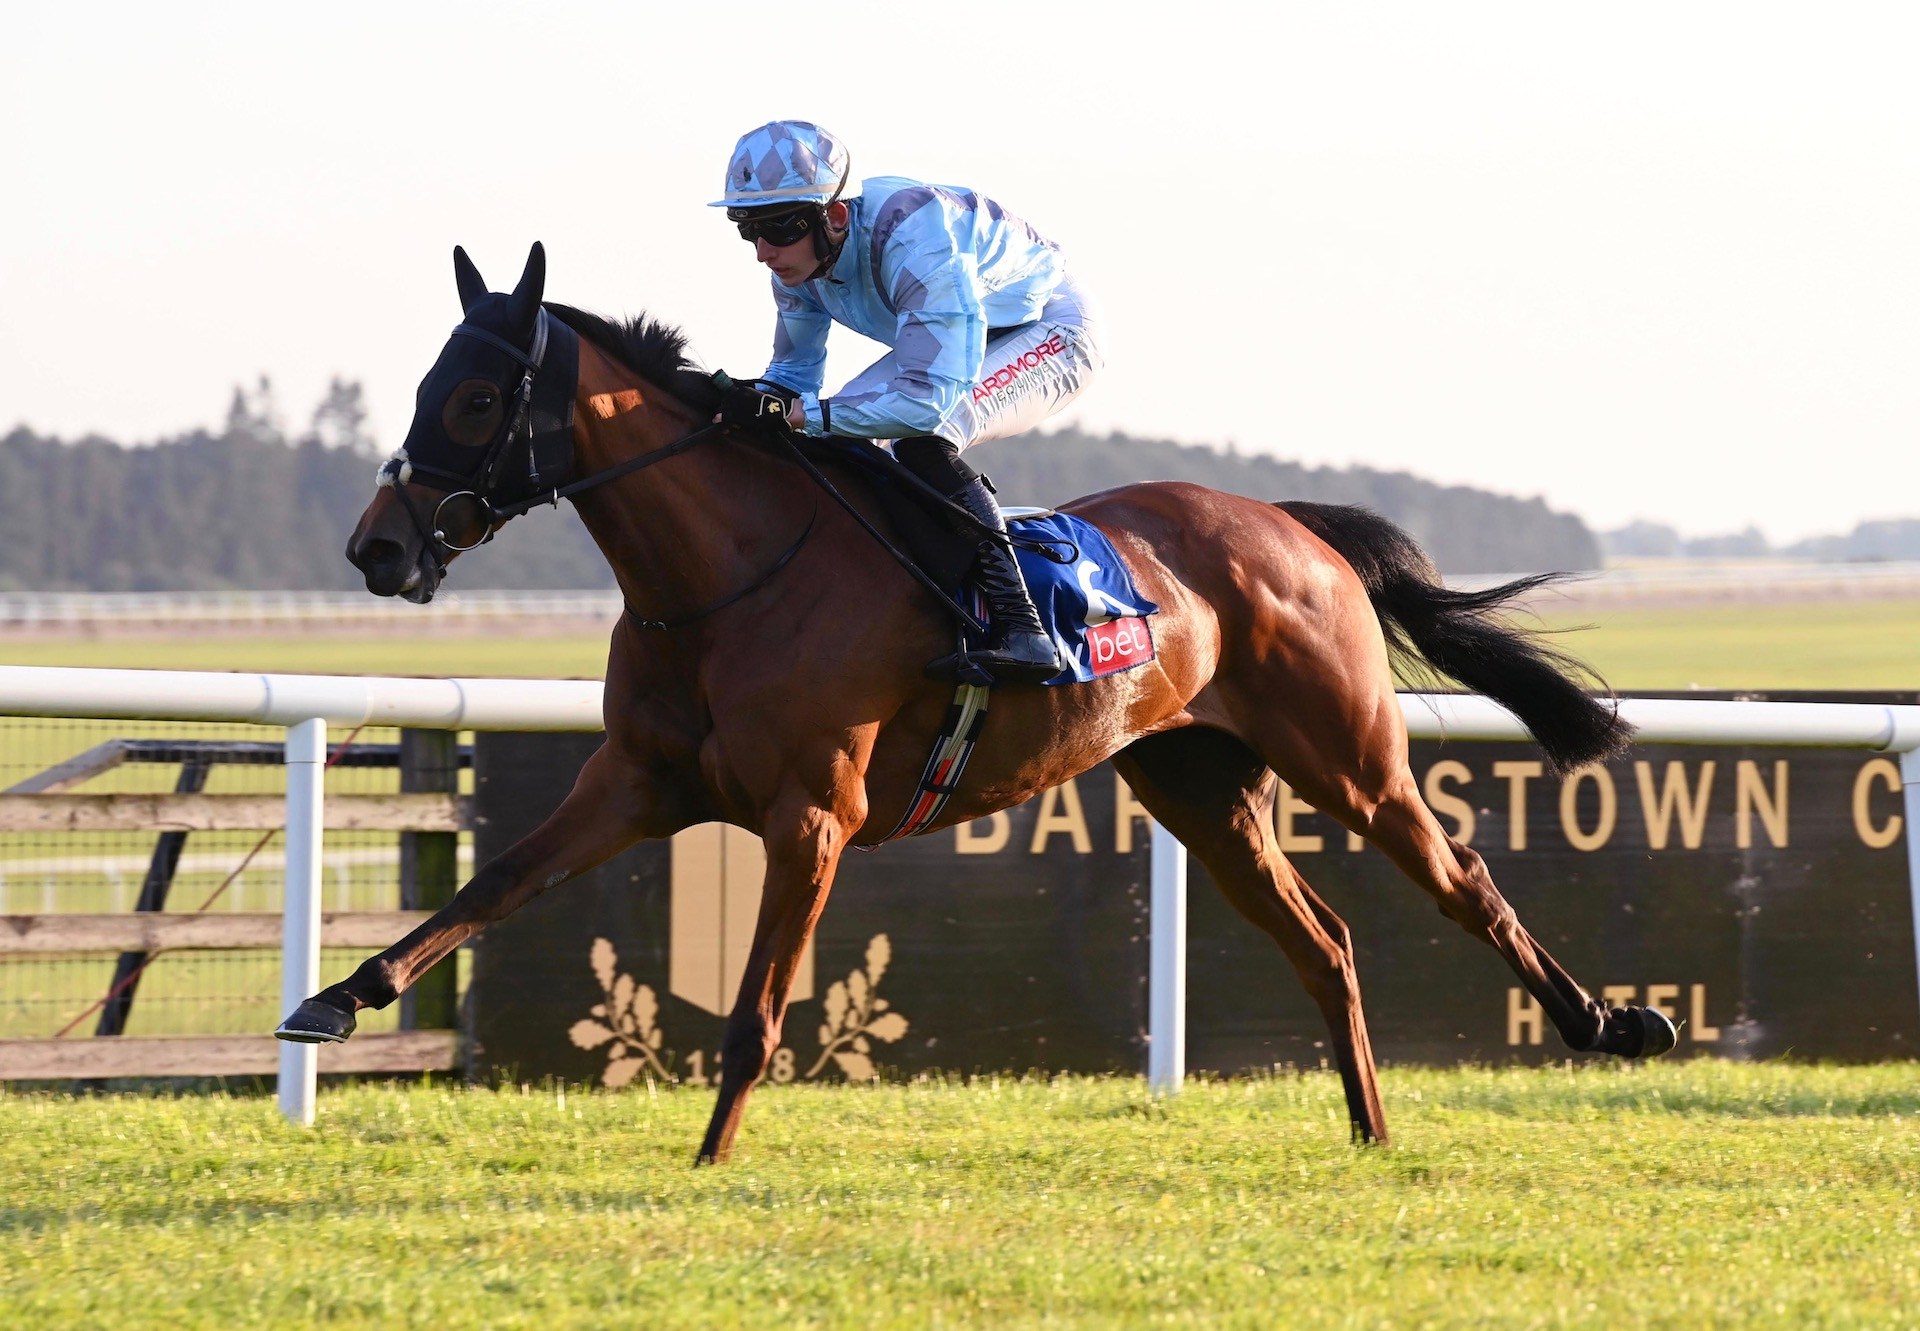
[[275, 996, 357, 1044], [1632, 1005, 1679, 1057], [1609, 1004, 1677, 1058]]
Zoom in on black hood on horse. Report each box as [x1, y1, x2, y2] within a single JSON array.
[[363, 245, 580, 599], [396, 248, 580, 511], [353, 246, 577, 599]]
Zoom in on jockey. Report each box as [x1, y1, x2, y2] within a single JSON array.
[[711, 119, 1103, 684]]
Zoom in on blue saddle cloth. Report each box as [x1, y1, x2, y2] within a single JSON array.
[[963, 511, 1160, 687]]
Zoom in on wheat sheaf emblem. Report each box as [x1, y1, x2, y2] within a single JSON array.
[[572, 934, 910, 1088], [568, 938, 672, 1088], [805, 933, 910, 1081]]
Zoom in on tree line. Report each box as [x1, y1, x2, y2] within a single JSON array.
[[968, 427, 1600, 575], [0, 378, 1601, 593], [1602, 518, 1920, 563]]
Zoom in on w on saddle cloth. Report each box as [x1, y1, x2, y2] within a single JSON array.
[[877, 511, 1158, 843], [992, 512, 1159, 685]]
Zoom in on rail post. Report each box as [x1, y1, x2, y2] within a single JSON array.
[[1903, 748, 1920, 1018], [1148, 821, 1187, 1094], [278, 717, 326, 1125], [398, 729, 460, 1031]]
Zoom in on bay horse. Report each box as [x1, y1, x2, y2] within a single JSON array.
[[279, 243, 1672, 1163]]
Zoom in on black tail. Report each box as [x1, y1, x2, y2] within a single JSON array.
[[1277, 500, 1633, 773]]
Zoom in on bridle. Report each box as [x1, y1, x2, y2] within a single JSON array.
[[376, 309, 576, 577], [375, 308, 818, 630]]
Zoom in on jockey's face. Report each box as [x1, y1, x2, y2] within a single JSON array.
[[753, 201, 849, 285], [754, 231, 814, 285]]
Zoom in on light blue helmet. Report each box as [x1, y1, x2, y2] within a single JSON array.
[[709, 120, 855, 210]]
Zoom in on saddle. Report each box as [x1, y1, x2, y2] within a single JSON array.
[[795, 438, 985, 592], [798, 440, 1086, 681], [784, 437, 1157, 845]]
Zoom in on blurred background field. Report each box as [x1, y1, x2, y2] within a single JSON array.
[[0, 631, 612, 679], [0, 594, 1913, 689], [1538, 598, 1918, 692]]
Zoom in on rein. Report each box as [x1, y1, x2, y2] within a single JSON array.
[[625, 503, 819, 632], [772, 435, 991, 635]]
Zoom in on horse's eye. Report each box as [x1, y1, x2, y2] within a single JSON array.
[[468, 390, 496, 413]]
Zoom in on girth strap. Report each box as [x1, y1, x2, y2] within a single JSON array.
[[860, 679, 993, 847]]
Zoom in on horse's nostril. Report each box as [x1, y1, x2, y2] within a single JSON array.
[[352, 538, 407, 572], [351, 538, 415, 597]]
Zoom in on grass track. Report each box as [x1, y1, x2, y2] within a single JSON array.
[[2, 1063, 1917, 1329]]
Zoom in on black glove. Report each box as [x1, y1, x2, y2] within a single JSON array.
[[717, 378, 801, 434]]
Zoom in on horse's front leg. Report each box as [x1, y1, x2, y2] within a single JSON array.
[[276, 743, 682, 1042], [696, 782, 862, 1164]]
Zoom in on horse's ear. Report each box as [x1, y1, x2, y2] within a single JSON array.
[[453, 246, 488, 313], [506, 241, 546, 330]]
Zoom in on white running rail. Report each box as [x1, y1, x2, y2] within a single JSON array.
[[0, 668, 1912, 1107]]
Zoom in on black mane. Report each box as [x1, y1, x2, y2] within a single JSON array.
[[544, 303, 722, 409]]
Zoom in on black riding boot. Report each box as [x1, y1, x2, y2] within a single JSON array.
[[894, 436, 1063, 684], [943, 476, 1064, 683]]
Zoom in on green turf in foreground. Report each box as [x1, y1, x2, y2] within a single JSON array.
[[2, 1063, 1915, 1329]]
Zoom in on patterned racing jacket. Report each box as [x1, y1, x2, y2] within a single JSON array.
[[759, 175, 1066, 444]]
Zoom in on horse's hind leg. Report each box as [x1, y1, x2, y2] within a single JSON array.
[[1360, 779, 1672, 1056], [1265, 725, 1675, 1060], [1113, 727, 1389, 1144]]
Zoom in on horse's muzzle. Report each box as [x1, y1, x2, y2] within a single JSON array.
[[350, 536, 432, 600]]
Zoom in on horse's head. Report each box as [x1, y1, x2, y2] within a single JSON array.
[[347, 242, 576, 601]]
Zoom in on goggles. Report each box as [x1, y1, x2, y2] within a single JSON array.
[[731, 206, 819, 247]]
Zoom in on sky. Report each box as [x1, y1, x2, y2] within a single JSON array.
[[3, 2, 1914, 543]]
